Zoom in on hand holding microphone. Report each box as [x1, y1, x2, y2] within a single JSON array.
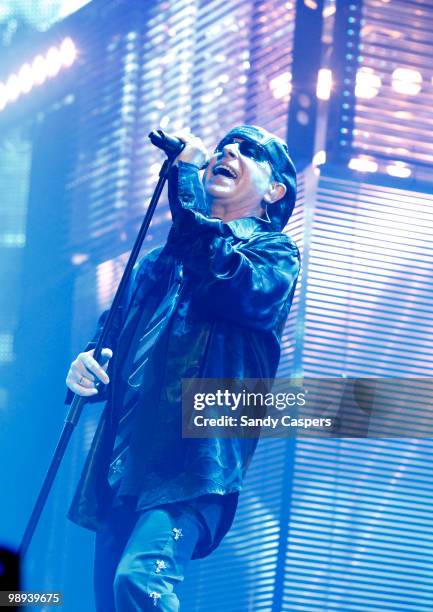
[[149, 129, 210, 169]]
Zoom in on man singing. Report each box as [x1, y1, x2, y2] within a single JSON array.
[[66, 125, 300, 611]]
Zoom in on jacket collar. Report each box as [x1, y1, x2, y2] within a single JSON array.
[[226, 215, 273, 240]]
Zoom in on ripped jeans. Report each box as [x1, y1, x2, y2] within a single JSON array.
[[94, 499, 218, 611]]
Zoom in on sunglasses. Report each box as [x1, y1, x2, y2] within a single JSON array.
[[214, 137, 270, 164]]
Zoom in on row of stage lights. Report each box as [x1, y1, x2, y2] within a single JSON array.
[[0, 38, 77, 113], [0, 41, 421, 112], [0, 36, 416, 179], [313, 150, 412, 178], [314, 66, 418, 178], [269, 66, 424, 104], [316, 66, 425, 101]]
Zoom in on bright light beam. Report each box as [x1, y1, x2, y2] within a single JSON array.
[[316, 68, 332, 100], [60, 38, 77, 67], [349, 157, 378, 173], [392, 68, 422, 96], [355, 68, 381, 99], [0, 37, 77, 114]]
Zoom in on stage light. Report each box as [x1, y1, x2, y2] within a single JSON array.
[[6, 75, 20, 102], [171, 119, 183, 131], [313, 150, 326, 176], [323, 4, 336, 17], [159, 115, 170, 128], [391, 68, 422, 96], [313, 150, 326, 167], [18, 64, 33, 94], [31, 55, 47, 85], [269, 72, 292, 100], [46, 47, 62, 77], [0, 38, 77, 114], [355, 68, 381, 99], [180, 62, 191, 75], [348, 157, 378, 173], [394, 111, 412, 120], [201, 93, 214, 105], [386, 162, 411, 178], [71, 253, 89, 265], [316, 68, 332, 100]]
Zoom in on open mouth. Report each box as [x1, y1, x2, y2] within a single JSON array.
[[213, 163, 238, 179]]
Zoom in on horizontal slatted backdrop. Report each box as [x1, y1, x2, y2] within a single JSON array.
[[282, 169, 433, 611], [303, 173, 433, 378], [354, 0, 433, 169], [284, 438, 433, 611], [330, 0, 433, 181]]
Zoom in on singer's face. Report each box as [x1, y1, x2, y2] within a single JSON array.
[[203, 137, 275, 221]]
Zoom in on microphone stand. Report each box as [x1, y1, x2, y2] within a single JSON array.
[[19, 140, 183, 557]]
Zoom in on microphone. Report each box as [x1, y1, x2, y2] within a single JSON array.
[[148, 129, 185, 157]]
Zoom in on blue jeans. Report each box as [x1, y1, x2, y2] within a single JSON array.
[[94, 500, 207, 611]]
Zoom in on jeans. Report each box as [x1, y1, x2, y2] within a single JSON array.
[[94, 500, 205, 611]]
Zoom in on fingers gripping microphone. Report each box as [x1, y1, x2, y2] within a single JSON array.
[[148, 129, 185, 157]]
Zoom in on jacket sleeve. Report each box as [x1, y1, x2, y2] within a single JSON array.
[[168, 162, 300, 330], [194, 232, 299, 329]]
